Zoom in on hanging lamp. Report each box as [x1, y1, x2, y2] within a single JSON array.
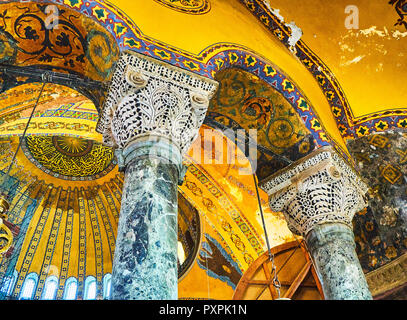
[[252, 172, 290, 301]]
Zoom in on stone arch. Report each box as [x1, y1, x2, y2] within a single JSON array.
[[0, 1, 121, 111], [204, 48, 338, 181]]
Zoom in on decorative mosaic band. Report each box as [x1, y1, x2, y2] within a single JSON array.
[[366, 252, 407, 297]]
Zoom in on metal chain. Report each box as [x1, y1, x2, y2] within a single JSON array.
[[252, 173, 282, 299], [2, 81, 46, 189]]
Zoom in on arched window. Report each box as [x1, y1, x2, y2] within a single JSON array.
[[8, 270, 18, 296], [63, 277, 78, 300], [0, 277, 11, 295], [103, 273, 111, 299], [19, 273, 38, 300], [41, 276, 58, 300], [0, 270, 17, 296], [83, 276, 96, 300]]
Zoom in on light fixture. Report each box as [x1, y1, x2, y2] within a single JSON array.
[[253, 172, 291, 301]]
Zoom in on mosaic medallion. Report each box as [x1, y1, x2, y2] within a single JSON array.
[[22, 135, 116, 181], [153, 0, 211, 15], [52, 136, 94, 157]]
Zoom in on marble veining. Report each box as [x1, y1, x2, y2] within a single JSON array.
[[306, 223, 373, 300], [111, 157, 178, 300]]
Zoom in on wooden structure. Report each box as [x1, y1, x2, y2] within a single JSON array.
[[233, 240, 324, 300]]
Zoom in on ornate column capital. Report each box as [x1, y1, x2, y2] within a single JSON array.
[[259, 147, 369, 237], [97, 50, 218, 156]]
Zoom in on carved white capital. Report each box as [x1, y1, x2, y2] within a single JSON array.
[[97, 51, 219, 155], [259, 147, 369, 237]]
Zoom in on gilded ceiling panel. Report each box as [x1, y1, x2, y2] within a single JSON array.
[[208, 67, 316, 181]]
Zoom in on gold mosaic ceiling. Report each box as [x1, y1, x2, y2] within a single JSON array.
[[0, 71, 295, 299]]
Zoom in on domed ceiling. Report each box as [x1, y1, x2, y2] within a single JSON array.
[[22, 135, 116, 181], [0, 78, 295, 300]]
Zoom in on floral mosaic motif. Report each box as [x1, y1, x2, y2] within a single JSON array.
[[153, 0, 211, 15], [22, 135, 116, 181], [390, 0, 407, 30], [208, 67, 317, 181], [348, 131, 407, 272], [0, 2, 119, 81]]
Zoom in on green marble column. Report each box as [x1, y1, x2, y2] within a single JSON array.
[[100, 51, 218, 300], [306, 223, 372, 300], [111, 137, 183, 300], [260, 147, 373, 300]]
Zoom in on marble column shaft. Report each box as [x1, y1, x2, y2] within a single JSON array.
[[260, 147, 373, 300], [111, 146, 179, 300], [99, 51, 218, 300], [306, 223, 372, 300]]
